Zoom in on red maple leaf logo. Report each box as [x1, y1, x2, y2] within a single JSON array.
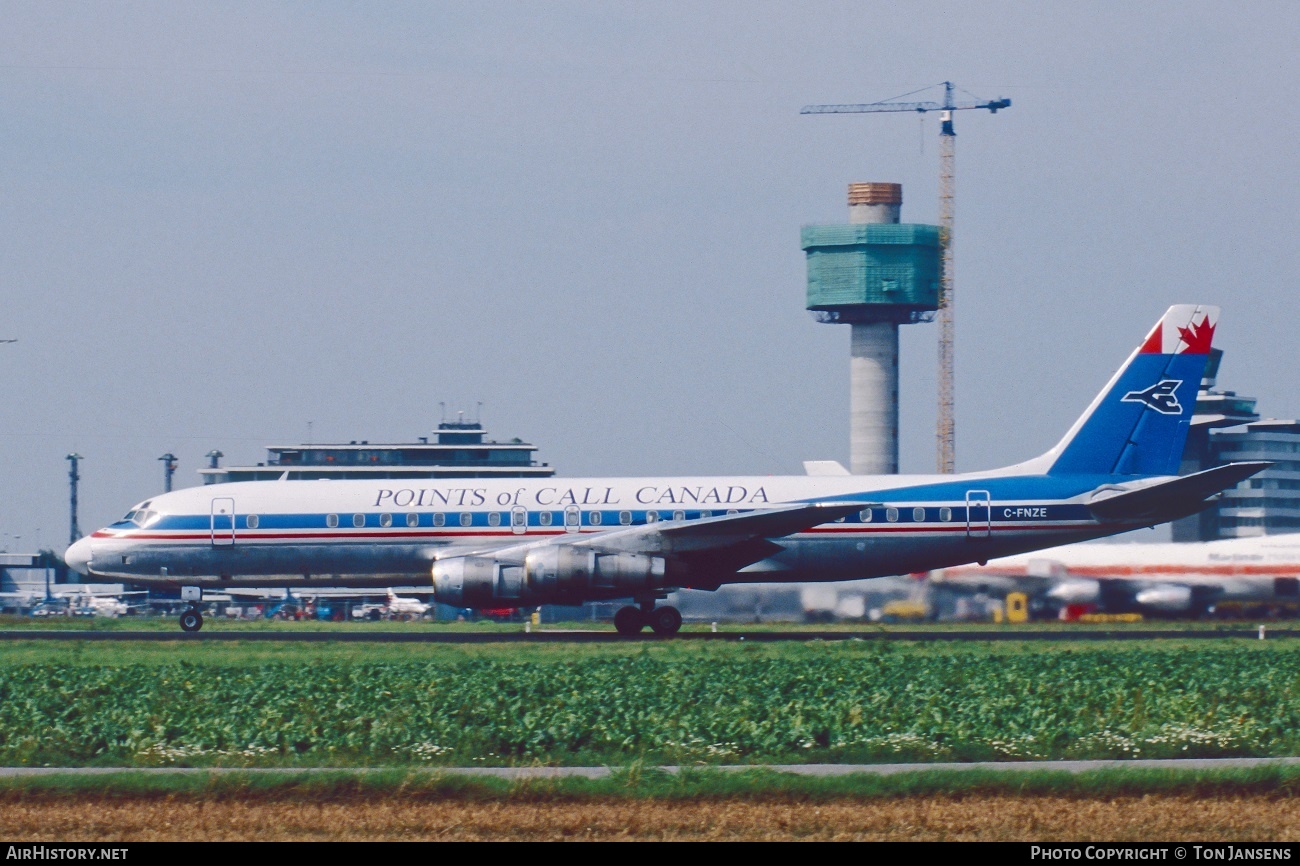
[[1176, 315, 1215, 354]]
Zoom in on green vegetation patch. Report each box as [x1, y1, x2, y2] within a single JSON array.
[[2, 764, 1299, 802], [0, 641, 1297, 767]]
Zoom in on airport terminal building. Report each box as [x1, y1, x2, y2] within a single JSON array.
[[200, 419, 555, 484], [1174, 350, 1300, 540]]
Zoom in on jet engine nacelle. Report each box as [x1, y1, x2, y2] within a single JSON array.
[[1133, 583, 1193, 612], [1045, 579, 1101, 605], [525, 546, 666, 598], [431, 556, 519, 608], [431, 548, 668, 607]]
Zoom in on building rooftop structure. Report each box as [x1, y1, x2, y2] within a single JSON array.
[[201, 418, 554, 484], [1172, 349, 1298, 540], [1210, 419, 1300, 538]]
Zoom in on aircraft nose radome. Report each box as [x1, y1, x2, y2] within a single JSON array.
[[64, 538, 92, 576]]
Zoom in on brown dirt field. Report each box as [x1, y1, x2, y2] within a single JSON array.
[[0, 794, 1297, 841]]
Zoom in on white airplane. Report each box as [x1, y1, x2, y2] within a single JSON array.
[[64, 305, 1268, 635], [928, 533, 1300, 616], [70, 590, 130, 618], [384, 589, 430, 618]]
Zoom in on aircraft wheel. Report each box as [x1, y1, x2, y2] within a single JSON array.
[[613, 606, 645, 636], [648, 606, 683, 636], [179, 608, 204, 633]]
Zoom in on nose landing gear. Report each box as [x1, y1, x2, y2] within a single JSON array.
[[179, 606, 204, 633], [178, 586, 205, 633]]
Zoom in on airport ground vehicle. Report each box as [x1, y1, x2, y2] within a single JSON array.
[[65, 306, 1267, 635]]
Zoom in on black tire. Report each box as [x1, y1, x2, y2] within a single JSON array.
[[613, 606, 644, 636], [648, 606, 683, 636], [179, 608, 203, 633]]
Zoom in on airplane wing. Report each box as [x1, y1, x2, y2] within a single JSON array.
[[458, 501, 876, 587], [590, 500, 877, 552]]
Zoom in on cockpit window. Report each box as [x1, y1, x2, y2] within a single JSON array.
[[122, 510, 160, 528]]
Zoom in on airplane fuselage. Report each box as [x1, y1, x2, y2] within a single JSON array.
[[72, 471, 1145, 592]]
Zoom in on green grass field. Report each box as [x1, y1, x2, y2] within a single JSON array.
[[0, 635, 1296, 768], [5, 764, 1300, 801]]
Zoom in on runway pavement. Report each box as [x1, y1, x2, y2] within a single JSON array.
[[0, 627, 1294, 642], [1, 757, 1297, 778]]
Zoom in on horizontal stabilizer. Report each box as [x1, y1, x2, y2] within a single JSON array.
[[1087, 462, 1271, 521]]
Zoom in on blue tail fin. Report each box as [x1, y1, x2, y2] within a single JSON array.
[[1041, 305, 1217, 477]]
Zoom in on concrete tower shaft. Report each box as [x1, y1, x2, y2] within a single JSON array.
[[847, 183, 901, 474], [850, 320, 899, 474]]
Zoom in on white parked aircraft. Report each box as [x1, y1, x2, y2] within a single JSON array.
[[928, 533, 1300, 615], [384, 589, 430, 618], [64, 306, 1267, 634]]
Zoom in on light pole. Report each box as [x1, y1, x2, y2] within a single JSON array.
[[66, 453, 82, 545], [159, 453, 178, 492]]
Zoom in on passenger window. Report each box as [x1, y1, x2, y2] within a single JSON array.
[[433, 513, 446, 527], [913, 507, 926, 522], [564, 509, 579, 527], [459, 513, 472, 527], [488, 512, 501, 527], [647, 511, 659, 523], [326, 514, 339, 528], [886, 507, 899, 523], [726, 509, 738, 515], [699, 511, 712, 519], [246, 514, 259, 530], [406, 513, 419, 527], [673, 510, 685, 521], [588, 512, 602, 526], [860, 509, 873, 523], [539, 511, 553, 526], [380, 513, 393, 527], [619, 511, 631, 525], [939, 507, 952, 522], [353, 514, 366, 528]]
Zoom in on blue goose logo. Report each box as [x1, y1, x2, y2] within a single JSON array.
[[1121, 379, 1183, 415]]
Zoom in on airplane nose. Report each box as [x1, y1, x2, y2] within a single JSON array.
[[64, 538, 93, 576]]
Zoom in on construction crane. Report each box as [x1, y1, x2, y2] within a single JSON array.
[[802, 82, 1010, 474]]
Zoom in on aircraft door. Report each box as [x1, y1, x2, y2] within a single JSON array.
[[563, 505, 580, 534], [510, 505, 528, 535], [211, 497, 236, 546], [965, 490, 991, 538]]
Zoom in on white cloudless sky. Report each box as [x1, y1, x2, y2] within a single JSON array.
[[1, 1, 1296, 551]]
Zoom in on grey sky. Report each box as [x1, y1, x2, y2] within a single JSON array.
[[1, 1, 1296, 551]]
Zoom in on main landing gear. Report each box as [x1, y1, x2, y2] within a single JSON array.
[[614, 597, 683, 637], [178, 586, 204, 633]]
